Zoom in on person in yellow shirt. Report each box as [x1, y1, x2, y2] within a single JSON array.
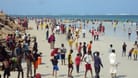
[[68, 37, 74, 49], [74, 35, 79, 50], [133, 41, 138, 60], [68, 49, 73, 77]]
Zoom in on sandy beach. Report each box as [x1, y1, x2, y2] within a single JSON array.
[[1, 20, 138, 78]]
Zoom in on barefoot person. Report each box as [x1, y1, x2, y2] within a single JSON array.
[[109, 49, 118, 78], [93, 51, 103, 78], [48, 33, 55, 49], [84, 52, 93, 78], [3, 58, 10, 78], [60, 43, 67, 65], [68, 49, 74, 77], [82, 42, 87, 61], [75, 53, 81, 73], [122, 42, 127, 57], [51, 56, 59, 78]]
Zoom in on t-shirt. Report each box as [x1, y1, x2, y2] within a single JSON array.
[[60, 47, 66, 54], [87, 44, 92, 52], [84, 54, 92, 64], [51, 59, 58, 65], [78, 45, 82, 53], [75, 56, 81, 65], [83, 45, 87, 53], [16, 47, 23, 56], [68, 53, 73, 64], [109, 53, 117, 65], [68, 39, 74, 46]]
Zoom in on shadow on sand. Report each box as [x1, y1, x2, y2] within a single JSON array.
[[41, 73, 51, 77], [58, 74, 67, 77], [117, 75, 127, 78]]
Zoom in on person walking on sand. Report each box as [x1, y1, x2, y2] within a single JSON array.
[[60, 43, 67, 65], [25, 50, 33, 78], [33, 49, 40, 77], [68, 49, 74, 77], [78, 42, 82, 57], [84, 52, 94, 78], [68, 37, 74, 49], [15, 43, 24, 78], [122, 42, 127, 57], [75, 53, 81, 73], [133, 41, 138, 60], [87, 41, 93, 58], [3, 58, 10, 78], [128, 27, 132, 40], [48, 33, 55, 49], [82, 28, 86, 38], [82, 42, 87, 61], [93, 51, 103, 78], [128, 48, 134, 60], [45, 24, 49, 40], [109, 49, 118, 78], [51, 56, 59, 78]]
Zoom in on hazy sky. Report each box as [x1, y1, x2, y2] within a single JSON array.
[[0, 0, 138, 15]]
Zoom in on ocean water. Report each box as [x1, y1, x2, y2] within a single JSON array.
[[11, 15, 138, 22]]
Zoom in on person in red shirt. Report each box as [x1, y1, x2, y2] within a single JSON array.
[[51, 48, 59, 57], [75, 53, 81, 73], [90, 28, 95, 37], [78, 42, 82, 56]]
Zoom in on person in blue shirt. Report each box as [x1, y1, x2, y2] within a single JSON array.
[[93, 51, 103, 78]]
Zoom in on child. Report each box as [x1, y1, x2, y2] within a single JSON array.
[[51, 56, 59, 78], [75, 53, 81, 73], [128, 48, 134, 59]]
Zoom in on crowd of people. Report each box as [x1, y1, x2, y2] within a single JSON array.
[[0, 17, 138, 78], [0, 28, 42, 78]]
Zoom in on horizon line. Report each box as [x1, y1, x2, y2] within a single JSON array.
[[3, 12, 138, 16]]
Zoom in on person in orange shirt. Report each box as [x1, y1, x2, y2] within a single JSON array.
[[87, 41, 93, 58]]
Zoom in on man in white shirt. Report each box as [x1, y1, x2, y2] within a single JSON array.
[[109, 49, 117, 78], [82, 28, 86, 38], [84, 52, 93, 78], [56, 25, 60, 34]]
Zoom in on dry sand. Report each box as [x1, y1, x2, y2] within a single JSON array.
[[1, 20, 137, 78]]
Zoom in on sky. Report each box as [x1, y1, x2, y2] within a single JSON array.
[[0, 0, 138, 15]]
